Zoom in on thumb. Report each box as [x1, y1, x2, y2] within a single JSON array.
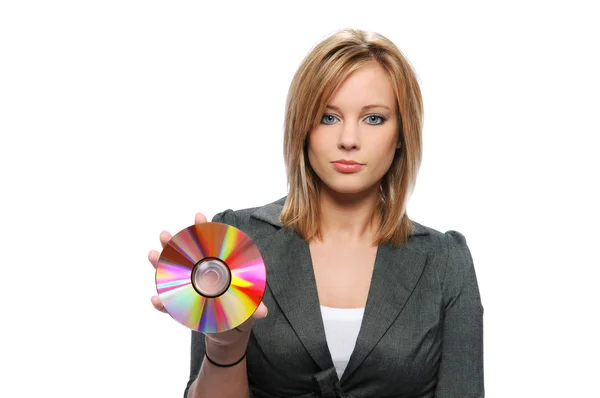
[[195, 212, 208, 225], [253, 301, 268, 319], [235, 302, 268, 333]]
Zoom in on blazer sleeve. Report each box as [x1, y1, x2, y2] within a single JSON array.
[[435, 230, 485, 397], [183, 210, 255, 398]]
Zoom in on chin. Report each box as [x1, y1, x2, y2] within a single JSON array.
[[322, 179, 376, 196]]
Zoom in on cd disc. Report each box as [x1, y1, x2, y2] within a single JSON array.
[[155, 222, 266, 333]]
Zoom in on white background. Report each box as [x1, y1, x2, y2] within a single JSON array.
[[1, 1, 598, 397]]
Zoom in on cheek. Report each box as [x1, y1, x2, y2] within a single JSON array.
[[307, 130, 327, 165], [374, 130, 399, 157], [370, 132, 399, 174], [373, 149, 396, 177]]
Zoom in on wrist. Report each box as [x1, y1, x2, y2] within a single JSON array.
[[205, 351, 246, 368], [205, 337, 247, 365]]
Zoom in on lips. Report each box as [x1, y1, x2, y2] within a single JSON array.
[[332, 160, 363, 165], [332, 160, 364, 173]]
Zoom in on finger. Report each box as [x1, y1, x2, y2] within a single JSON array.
[[195, 212, 207, 225], [159, 231, 172, 249], [148, 250, 160, 269], [151, 295, 167, 313]]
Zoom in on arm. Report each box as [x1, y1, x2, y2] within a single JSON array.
[[184, 332, 252, 398], [183, 210, 255, 398], [435, 231, 485, 397]]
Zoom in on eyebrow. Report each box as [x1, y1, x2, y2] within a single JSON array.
[[325, 104, 391, 112]]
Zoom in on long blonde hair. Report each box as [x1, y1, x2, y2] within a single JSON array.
[[280, 28, 424, 247]]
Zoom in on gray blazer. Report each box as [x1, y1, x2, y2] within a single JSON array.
[[184, 197, 484, 397]]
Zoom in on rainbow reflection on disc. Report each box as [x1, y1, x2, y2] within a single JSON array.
[[155, 222, 266, 333]]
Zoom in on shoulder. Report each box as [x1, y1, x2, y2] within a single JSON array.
[[407, 223, 480, 309], [398, 222, 477, 300], [210, 196, 286, 238], [409, 218, 468, 244], [404, 220, 470, 261], [412, 221, 473, 267]]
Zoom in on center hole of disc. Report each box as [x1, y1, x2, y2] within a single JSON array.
[[204, 269, 219, 285], [192, 258, 231, 298]]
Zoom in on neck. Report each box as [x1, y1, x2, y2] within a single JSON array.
[[317, 184, 381, 243]]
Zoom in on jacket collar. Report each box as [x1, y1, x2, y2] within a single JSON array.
[[249, 196, 430, 383], [250, 196, 430, 237]]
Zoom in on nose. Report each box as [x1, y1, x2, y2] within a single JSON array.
[[337, 122, 360, 151]]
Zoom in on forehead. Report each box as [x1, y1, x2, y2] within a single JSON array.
[[327, 61, 395, 107]]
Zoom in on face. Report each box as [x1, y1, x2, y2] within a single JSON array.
[[307, 61, 400, 197]]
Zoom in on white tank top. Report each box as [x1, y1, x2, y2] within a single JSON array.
[[320, 305, 365, 379]]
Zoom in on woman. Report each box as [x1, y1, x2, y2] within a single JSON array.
[[148, 28, 484, 397]]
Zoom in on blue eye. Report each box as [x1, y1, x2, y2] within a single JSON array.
[[321, 114, 339, 125], [365, 115, 386, 125], [320, 114, 386, 125]]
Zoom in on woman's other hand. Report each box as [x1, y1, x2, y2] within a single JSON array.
[[148, 212, 268, 362]]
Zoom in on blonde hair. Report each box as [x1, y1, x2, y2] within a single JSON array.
[[280, 28, 424, 247]]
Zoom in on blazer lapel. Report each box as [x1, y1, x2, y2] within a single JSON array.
[[251, 198, 334, 371], [256, 228, 334, 371], [340, 239, 429, 382]]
